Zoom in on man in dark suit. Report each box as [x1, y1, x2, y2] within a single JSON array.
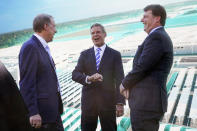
[[0, 61, 32, 131], [72, 23, 125, 131], [120, 4, 173, 131], [19, 14, 64, 131]]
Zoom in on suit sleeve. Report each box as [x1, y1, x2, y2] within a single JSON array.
[[19, 44, 39, 116], [0, 61, 31, 130], [72, 52, 89, 86], [114, 52, 126, 104], [122, 37, 163, 89]]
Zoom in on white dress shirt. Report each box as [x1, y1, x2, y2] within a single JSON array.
[[34, 34, 48, 52], [85, 44, 106, 84], [94, 44, 106, 60], [149, 26, 163, 36], [34, 33, 54, 64]]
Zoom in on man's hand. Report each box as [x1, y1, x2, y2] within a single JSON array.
[[120, 84, 129, 99], [87, 73, 103, 82], [116, 104, 124, 117], [30, 114, 42, 128]]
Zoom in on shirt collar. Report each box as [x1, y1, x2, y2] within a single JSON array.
[[149, 26, 163, 35], [94, 44, 106, 52], [34, 33, 48, 49]]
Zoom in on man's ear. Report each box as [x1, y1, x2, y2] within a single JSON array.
[[104, 33, 107, 37], [155, 16, 161, 24], [43, 24, 48, 31]]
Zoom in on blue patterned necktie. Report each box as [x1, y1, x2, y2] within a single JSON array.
[[45, 45, 60, 92], [45, 45, 53, 64], [96, 48, 101, 70]]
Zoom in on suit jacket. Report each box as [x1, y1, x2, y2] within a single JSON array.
[[122, 27, 173, 113], [0, 61, 32, 131], [72, 46, 125, 111], [19, 35, 63, 123]]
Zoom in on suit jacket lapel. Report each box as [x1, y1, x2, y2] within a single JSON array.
[[32, 35, 57, 75], [98, 46, 110, 72], [133, 39, 146, 68], [89, 47, 97, 72], [133, 27, 164, 67]]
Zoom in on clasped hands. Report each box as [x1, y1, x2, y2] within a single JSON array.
[[87, 73, 103, 82]]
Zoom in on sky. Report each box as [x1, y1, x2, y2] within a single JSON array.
[[0, 0, 185, 34]]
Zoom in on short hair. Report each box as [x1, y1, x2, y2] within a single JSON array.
[[33, 14, 53, 32], [144, 4, 166, 26], [90, 23, 106, 34]]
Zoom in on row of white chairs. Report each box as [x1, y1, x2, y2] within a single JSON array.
[[174, 88, 191, 124], [174, 69, 187, 87], [164, 87, 180, 122], [184, 69, 195, 87], [189, 89, 197, 127]]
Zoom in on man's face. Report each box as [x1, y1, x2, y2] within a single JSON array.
[[141, 10, 160, 34], [91, 26, 106, 47], [45, 18, 57, 42]]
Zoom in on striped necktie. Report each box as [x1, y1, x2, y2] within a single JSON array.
[[96, 48, 101, 70]]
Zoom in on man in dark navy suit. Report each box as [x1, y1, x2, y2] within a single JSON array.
[[72, 23, 125, 131], [0, 61, 32, 131], [120, 5, 173, 131], [19, 14, 64, 131]]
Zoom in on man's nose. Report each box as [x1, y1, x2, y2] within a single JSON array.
[[141, 18, 144, 22]]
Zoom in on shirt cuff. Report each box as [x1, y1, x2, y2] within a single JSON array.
[[85, 76, 91, 84]]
